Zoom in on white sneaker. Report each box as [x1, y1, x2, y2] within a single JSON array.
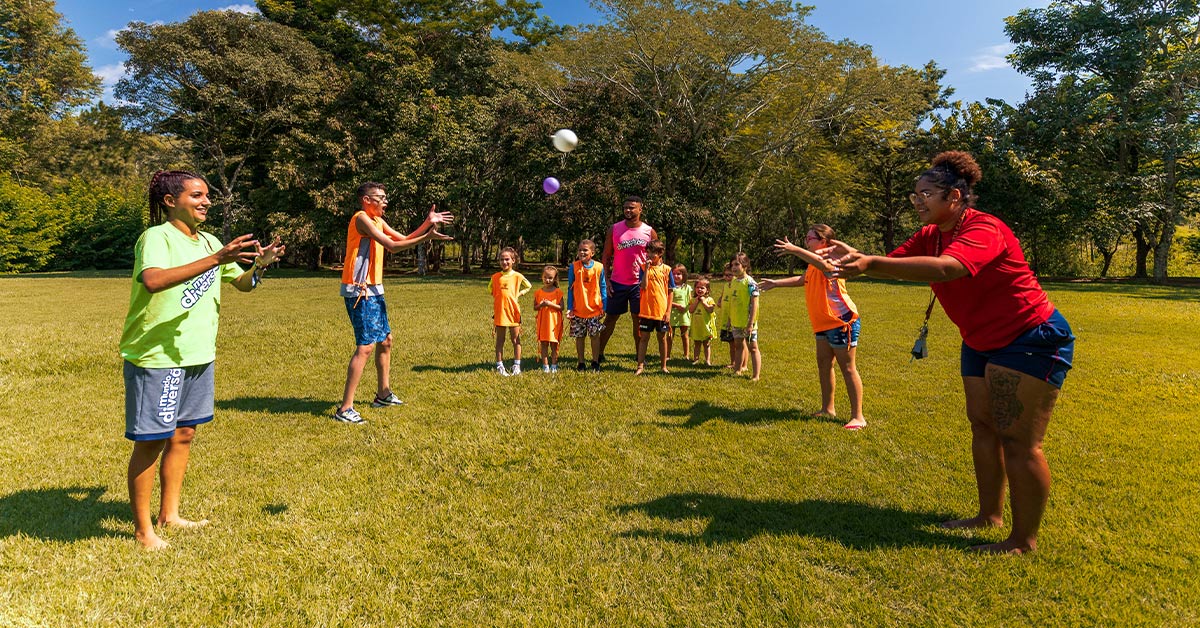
[[496, 364, 510, 376], [511, 364, 522, 376], [332, 407, 365, 424], [542, 365, 551, 373], [550, 364, 559, 373]]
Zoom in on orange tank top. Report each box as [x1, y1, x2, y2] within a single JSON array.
[[804, 264, 858, 333], [571, 260, 604, 318], [341, 211, 384, 289]]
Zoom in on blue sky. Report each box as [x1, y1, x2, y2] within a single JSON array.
[[58, 0, 1051, 106]]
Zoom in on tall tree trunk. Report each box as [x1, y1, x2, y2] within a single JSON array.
[[460, 241, 471, 274], [701, 240, 712, 274], [1134, 225, 1152, 278]]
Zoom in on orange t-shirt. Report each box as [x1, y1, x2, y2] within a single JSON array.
[[638, 263, 673, 321], [804, 264, 859, 333], [534, 287, 564, 342], [489, 270, 530, 327]]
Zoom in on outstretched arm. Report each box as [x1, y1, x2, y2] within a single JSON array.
[[231, 236, 286, 292], [141, 234, 258, 293], [773, 237, 833, 272], [758, 276, 805, 291], [362, 213, 451, 252]]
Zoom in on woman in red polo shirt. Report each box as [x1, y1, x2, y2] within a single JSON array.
[[827, 151, 1075, 554]]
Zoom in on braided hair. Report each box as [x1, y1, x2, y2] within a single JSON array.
[[919, 151, 982, 208], [148, 170, 205, 225]]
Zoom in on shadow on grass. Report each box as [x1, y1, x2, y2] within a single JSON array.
[[262, 504, 289, 515], [0, 486, 127, 542], [216, 396, 332, 416], [652, 401, 841, 428], [614, 492, 964, 550], [411, 362, 497, 374]]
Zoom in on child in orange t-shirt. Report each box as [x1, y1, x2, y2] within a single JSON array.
[[489, 247, 532, 376], [533, 265, 565, 373], [635, 240, 676, 375], [760, 224, 865, 430]]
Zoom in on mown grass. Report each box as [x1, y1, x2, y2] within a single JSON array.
[[0, 271, 1198, 627]]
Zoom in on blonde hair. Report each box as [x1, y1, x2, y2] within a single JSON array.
[[541, 265, 559, 286]]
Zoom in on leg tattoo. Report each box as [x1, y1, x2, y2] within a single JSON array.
[[989, 371, 1023, 431]]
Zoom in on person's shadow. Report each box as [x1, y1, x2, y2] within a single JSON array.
[[215, 396, 332, 416], [614, 492, 966, 550], [653, 401, 841, 428], [0, 486, 129, 542]]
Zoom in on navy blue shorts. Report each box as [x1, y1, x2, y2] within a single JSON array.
[[606, 281, 641, 316], [344, 295, 392, 345], [961, 309, 1074, 388]]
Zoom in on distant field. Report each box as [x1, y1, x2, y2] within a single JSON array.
[[0, 272, 1197, 626]]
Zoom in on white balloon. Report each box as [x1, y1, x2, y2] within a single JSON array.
[[552, 129, 578, 153]]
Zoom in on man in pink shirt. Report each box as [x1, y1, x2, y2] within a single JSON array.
[[596, 196, 658, 366]]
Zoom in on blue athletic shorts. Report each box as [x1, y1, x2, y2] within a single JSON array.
[[124, 361, 215, 441], [606, 281, 641, 316], [344, 295, 392, 346], [815, 318, 861, 349], [960, 309, 1074, 388]]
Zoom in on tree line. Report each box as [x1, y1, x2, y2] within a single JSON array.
[[1, 0, 1197, 280]]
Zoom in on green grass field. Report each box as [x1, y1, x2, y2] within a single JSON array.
[[1, 271, 1198, 626]]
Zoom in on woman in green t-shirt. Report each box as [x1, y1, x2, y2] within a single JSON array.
[[121, 170, 284, 550]]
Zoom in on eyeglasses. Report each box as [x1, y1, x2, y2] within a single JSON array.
[[365, 194, 388, 202], [909, 189, 943, 205]]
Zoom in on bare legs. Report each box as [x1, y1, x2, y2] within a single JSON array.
[[945, 366, 1059, 554], [691, 339, 711, 365], [127, 426, 206, 550], [341, 334, 393, 411], [598, 312, 640, 362], [635, 328, 668, 374]]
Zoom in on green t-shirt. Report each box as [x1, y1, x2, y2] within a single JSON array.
[[119, 223, 243, 368], [728, 275, 760, 329]]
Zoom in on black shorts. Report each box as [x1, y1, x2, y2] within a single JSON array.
[[638, 317, 669, 333]]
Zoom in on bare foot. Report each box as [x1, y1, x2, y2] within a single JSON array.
[[940, 516, 1003, 530], [135, 529, 169, 551], [661, 367, 671, 374], [157, 517, 210, 530], [843, 418, 867, 430], [967, 539, 1035, 555], [750, 376, 759, 382], [634, 364, 645, 376], [814, 410, 836, 419]]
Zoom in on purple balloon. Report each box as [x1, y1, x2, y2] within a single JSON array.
[[542, 177, 561, 194]]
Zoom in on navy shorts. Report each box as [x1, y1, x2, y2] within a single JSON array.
[[961, 309, 1074, 388], [815, 318, 861, 349], [606, 281, 641, 316], [344, 295, 392, 345]]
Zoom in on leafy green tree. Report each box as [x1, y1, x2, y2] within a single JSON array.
[[0, 175, 59, 272], [1007, 0, 1200, 281], [117, 10, 341, 239], [0, 0, 101, 184]]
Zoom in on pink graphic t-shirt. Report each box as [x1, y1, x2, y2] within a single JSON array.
[[610, 221, 654, 286]]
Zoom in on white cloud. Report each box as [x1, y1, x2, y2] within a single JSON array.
[[218, 4, 260, 14], [94, 63, 128, 87], [92, 28, 123, 49], [94, 63, 129, 103], [968, 44, 1016, 73]]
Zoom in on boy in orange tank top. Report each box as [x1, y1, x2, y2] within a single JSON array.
[[335, 182, 452, 424], [635, 240, 675, 375]]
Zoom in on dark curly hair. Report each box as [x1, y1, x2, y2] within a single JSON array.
[[148, 170, 205, 225], [919, 151, 982, 207]]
